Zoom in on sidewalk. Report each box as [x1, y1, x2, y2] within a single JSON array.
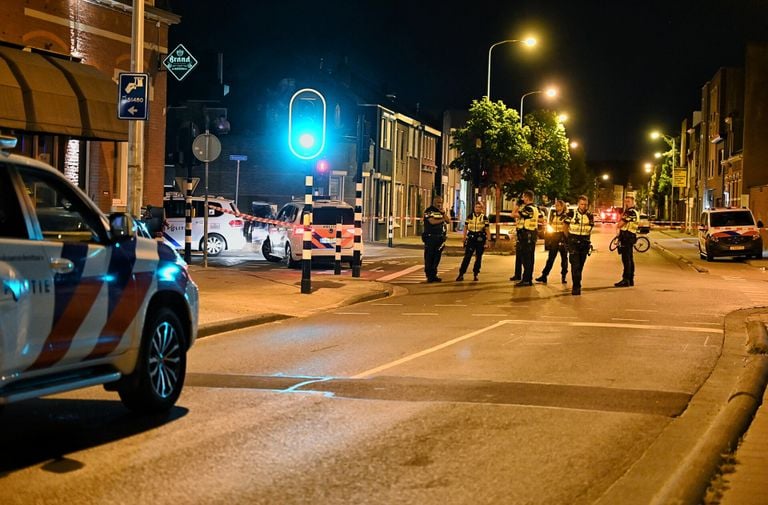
[[186, 235, 768, 504]]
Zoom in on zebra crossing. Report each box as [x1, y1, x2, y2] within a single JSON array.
[[721, 275, 768, 306], [383, 261, 461, 284]]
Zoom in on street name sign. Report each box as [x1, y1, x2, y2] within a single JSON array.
[[163, 44, 198, 81], [229, 154, 248, 161], [117, 73, 149, 120]]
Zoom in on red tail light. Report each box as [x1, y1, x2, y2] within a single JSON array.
[[294, 227, 313, 236], [229, 219, 243, 227]]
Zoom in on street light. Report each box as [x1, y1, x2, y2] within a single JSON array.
[[486, 37, 537, 99], [569, 141, 579, 149], [643, 162, 653, 217], [558, 113, 569, 123], [594, 173, 610, 210], [649, 130, 678, 223], [520, 87, 557, 126]]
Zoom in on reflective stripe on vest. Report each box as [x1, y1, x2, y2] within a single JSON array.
[[466, 213, 488, 233], [569, 211, 593, 236], [521, 204, 538, 231], [620, 208, 639, 234]]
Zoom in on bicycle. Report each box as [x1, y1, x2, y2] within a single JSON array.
[[609, 234, 650, 253]]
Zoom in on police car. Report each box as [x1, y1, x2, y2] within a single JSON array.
[[0, 136, 198, 413]]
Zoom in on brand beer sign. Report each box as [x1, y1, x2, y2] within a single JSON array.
[[163, 44, 198, 81]]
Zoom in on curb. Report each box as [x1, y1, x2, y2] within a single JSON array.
[[596, 308, 768, 505], [652, 241, 709, 273], [196, 285, 393, 339]]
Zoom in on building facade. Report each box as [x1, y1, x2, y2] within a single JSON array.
[[0, 0, 177, 211]]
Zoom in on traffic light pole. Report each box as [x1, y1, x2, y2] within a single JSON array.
[[301, 173, 313, 294]]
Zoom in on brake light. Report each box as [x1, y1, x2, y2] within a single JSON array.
[[229, 219, 243, 227]]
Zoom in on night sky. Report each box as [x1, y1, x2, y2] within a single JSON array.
[[166, 0, 768, 163]]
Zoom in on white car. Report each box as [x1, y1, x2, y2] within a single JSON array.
[[262, 199, 362, 267], [0, 136, 198, 413], [698, 207, 763, 261], [163, 194, 246, 256]]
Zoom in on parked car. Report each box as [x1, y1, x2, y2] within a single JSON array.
[[244, 200, 277, 242], [638, 213, 651, 234], [163, 194, 247, 256], [0, 135, 198, 413], [262, 199, 362, 267], [598, 207, 620, 223], [487, 212, 516, 240], [698, 207, 763, 261]]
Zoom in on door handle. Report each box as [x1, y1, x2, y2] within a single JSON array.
[[50, 258, 74, 274]]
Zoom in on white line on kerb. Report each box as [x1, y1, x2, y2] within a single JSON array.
[[402, 313, 439, 316], [611, 318, 650, 322], [377, 264, 423, 282], [351, 321, 508, 379]]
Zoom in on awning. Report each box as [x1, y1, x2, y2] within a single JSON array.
[[0, 46, 128, 141]]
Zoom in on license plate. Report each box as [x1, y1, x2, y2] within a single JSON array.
[[730, 245, 745, 250]]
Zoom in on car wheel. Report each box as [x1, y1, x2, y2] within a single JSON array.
[[284, 242, 300, 268], [201, 233, 226, 256], [261, 238, 281, 262], [118, 307, 186, 414], [705, 245, 714, 262]]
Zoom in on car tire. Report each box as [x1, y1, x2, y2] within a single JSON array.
[[261, 238, 281, 262], [202, 233, 226, 257], [285, 242, 300, 268], [118, 307, 187, 414], [705, 246, 714, 262]]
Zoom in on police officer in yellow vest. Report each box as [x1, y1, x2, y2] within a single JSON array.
[[536, 199, 569, 284], [456, 202, 490, 282], [615, 195, 640, 287], [512, 190, 539, 287], [565, 195, 594, 296], [510, 197, 525, 282], [422, 195, 451, 282]]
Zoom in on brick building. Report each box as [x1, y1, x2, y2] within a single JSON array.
[[0, 0, 178, 211]]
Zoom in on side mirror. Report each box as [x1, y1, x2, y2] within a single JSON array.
[[109, 212, 136, 241]]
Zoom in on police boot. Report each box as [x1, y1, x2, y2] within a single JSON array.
[[473, 273, 479, 281], [572, 286, 581, 296], [561, 274, 567, 284], [455, 274, 464, 282], [535, 275, 547, 284]]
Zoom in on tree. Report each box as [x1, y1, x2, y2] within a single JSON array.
[[505, 110, 571, 203], [449, 97, 530, 238]]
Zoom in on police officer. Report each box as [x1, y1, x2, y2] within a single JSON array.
[[615, 195, 640, 287], [509, 198, 525, 282], [565, 195, 594, 296], [512, 190, 539, 287], [456, 202, 490, 282], [536, 199, 569, 284], [422, 195, 450, 282]]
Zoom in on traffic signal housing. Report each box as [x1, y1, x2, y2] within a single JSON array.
[[288, 88, 326, 160]]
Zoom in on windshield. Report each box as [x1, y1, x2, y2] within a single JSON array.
[[313, 207, 354, 225], [710, 211, 754, 227]]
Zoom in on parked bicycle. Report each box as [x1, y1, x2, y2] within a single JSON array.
[[609, 234, 650, 253]]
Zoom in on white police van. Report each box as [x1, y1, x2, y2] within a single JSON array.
[[0, 136, 198, 413], [163, 193, 246, 256]]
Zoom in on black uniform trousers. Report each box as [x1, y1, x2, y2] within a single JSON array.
[[541, 232, 568, 278], [513, 229, 523, 278], [459, 234, 486, 275], [519, 229, 537, 282], [423, 234, 445, 280], [568, 235, 591, 289], [618, 230, 636, 282]]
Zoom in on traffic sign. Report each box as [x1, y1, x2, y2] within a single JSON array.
[[229, 154, 248, 161], [192, 133, 221, 163], [117, 73, 149, 120], [673, 168, 687, 188], [163, 44, 198, 81]]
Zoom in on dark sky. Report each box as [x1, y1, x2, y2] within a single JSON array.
[[166, 0, 768, 162]]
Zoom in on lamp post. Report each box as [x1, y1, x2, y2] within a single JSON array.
[[520, 87, 557, 126], [643, 162, 653, 217], [486, 37, 536, 99], [650, 130, 678, 223], [593, 173, 610, 209]]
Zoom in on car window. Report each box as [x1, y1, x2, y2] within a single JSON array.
[[0, 167, 28, 239], [164, 199, 187, 218], [710, 211, 754, 227], [314, 207, 354, 225], [17, 166, 105, 243], [192, 200, 223, 217]]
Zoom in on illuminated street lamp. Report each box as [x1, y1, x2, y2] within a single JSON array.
[[486, 37, 537, 99], [569, 141, 579, 149], [643, 162, 653, 216], [520, 87, 557, 126], [594, 173, 610, 209], [558, 113, 569, 123]]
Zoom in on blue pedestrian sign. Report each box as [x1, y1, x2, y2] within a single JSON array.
[[117, 73, 149, 120]]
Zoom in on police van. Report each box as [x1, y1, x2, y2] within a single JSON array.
[[163, 193, 246, 256], [262, 199, 362, 267], [698, 207, 763, 261], [0, 136, 198, 413]]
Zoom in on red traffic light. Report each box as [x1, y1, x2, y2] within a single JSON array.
[[316, 159, 329, 173]]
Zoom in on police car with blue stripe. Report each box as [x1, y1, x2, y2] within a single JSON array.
[[0, 136, 198, 413]]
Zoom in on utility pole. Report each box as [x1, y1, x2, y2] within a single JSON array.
[[126, 0, 145, 216]]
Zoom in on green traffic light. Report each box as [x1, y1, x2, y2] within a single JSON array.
[[288, 88, 326, 160]]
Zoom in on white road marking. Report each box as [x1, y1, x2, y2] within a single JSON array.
[[334, 312, 370, 315], [435, 304, 467, 307], [351, 321, 508, 378], [377, 264, 422, 282], [350, 318, 722, 379], [685, 321, 720, 326], [611, 318, 650, 322], [541, 315, 578, 319], [624, 309, 659, 313], [371, 303, 404, 306], [402, 312, 440, 316], [473, 313, 507, 316]]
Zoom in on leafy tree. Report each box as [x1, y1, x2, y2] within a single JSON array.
[[504, 110, 571, 204], [449, 97, 530, 235], [567, 146, 590, 202]]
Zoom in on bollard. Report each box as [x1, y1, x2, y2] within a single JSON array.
[[334, 215, 342, 275], [388, 215, 394, 248], [352, 182, 363, 277], [301, 175, 312, 294]]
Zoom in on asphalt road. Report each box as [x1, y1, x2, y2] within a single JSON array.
[[1, 228, 766, 504]]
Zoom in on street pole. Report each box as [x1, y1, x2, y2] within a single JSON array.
[[126, 0, 144, 216], [203, 130, 210, 268], [235, 159, 241, 206], [301, 173, 313, 294]]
